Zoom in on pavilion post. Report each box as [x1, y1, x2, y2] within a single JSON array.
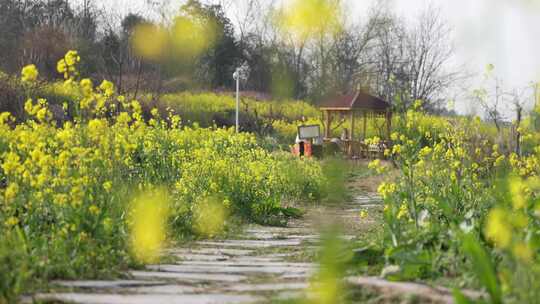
[[349, 110, 355, 156], [386, 110, 392, 142], [325, 110, 331, 138], [350, 111, 355, 140], [362, 110, 367, 141]]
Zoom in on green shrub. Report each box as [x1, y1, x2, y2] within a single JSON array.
[[0, 229, 30, 304]]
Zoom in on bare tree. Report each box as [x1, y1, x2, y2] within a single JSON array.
[[365, 4, 462, 112], [368, 10, 409, 107], [475, 75, 508, 134], [321, 5, 383, 96], [509, 85, 537, 155], [405, 7, 460, 110]]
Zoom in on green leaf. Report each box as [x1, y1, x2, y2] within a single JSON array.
[[280, 207, 304, 219], [453, 289, 489, 304], [453, 289, 475, 304], [461, 234, 502, 304]]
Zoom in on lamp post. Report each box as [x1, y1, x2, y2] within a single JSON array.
[[232, 63, 250, 133], [233, 69, 240, 133]]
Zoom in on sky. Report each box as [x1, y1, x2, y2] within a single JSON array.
[[86, 0, 540, 114], [366, 0, 540, 87]]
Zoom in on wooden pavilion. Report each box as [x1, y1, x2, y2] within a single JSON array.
[[319, 91, 392, 157]]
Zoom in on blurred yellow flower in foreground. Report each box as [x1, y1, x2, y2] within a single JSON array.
[[509, 177, 528, 210], [512, 242, 532, 263], [132, 24, 168, 60], [278, 0, 342, 42], [172, 15, 218, 59], [485, 208, 511, 249], [129, 189, 170, 264], [193, 196, 228, 238], [308, 228, 350, 304]]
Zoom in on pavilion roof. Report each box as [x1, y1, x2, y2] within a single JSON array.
[[319, 92, 391, 112]]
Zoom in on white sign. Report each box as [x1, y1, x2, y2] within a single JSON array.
[[298, 125, 321, 140]]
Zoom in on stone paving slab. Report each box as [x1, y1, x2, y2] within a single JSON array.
[[224, 282, 310, 292], [281, 234, 320, 240], [227, 257, 284, 263], [171, 248, 254, 256], [34, 293, 260, 304], [125, 284, 201, 294], [197, 239, 302, 248], [130, 271, 247, 283], [147, 264, 313, 275], [345, 205, 384, 211], [243, 231, 317, 240], [244, 227, 312, 235], [265, 252, 299, 258], [243, 231, 283, 239], [354, 198, 381, 202], [281, 273, 311, 280], [174, 261, 314, 268], [53, 280, 166, 289], [173, 254, 230, 261], [273, 290, 306, 301], [174, 254, 284, 264]]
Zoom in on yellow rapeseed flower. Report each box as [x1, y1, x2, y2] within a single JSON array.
[[53, 194, 68, 206], [24, 99, 36, 115], [80, 78, 94, 97], [64, 50, 80, 66], [21, 64, 39, 82], [359, 210, 368, 219], [4, 183, 19, 202], [368, 159, 380, 170], [419, 146, 432, 158], [88, 205, 100, 215], [103, 181, 112, 192], [397, 204, 408, 220], [99, 80, 115, 97], [57, 59, 67, 74], [5, 216, 19, 227], [494, 155, 506, 167], [377, 182, 396, 199], [2, 152, 21, 175], [512, 242, 532, 263]]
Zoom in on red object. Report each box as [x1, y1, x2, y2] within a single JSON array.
[[305, 143, 312, 156], [292, 142, 312, 157]]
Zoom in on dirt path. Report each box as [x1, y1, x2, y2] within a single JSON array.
[[29, 191, 478, 304], [28, 192, 383, 304]]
